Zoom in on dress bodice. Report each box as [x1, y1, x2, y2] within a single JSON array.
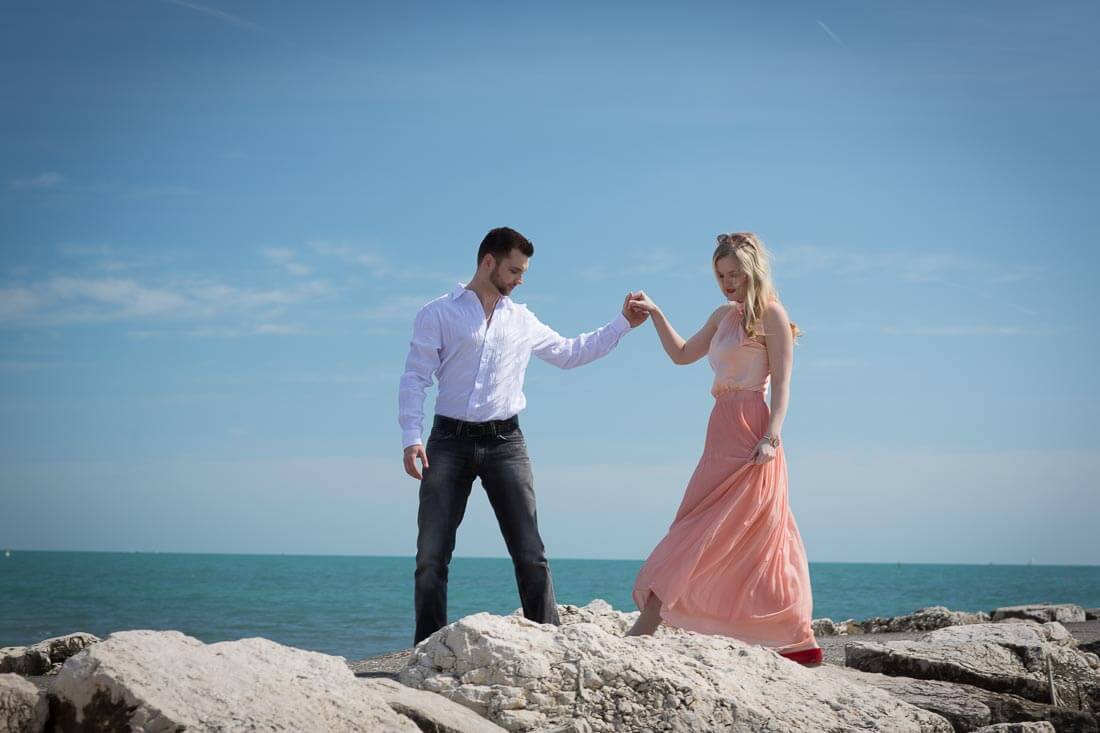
[[708, 304, 769, 395]]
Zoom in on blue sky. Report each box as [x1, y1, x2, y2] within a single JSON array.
[[1, 1, 1097, 564]]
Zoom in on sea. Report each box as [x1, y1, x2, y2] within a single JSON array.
[[2, 551, 1098, 661]]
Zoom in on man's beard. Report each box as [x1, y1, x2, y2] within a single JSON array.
[[490, 269, 513, 295]]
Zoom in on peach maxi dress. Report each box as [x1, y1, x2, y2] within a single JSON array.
[[632, 304, 817, 653]]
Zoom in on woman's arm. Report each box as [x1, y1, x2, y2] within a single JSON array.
[[751, 301, 794, 464], [629, 292, 730, 365]]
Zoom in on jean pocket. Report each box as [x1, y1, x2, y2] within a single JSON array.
[[497, 427, 525, 443]]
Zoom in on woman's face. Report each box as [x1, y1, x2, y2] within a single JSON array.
[[715, 256, 747, 302]]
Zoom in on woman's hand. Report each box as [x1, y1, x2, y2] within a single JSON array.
[[621, 292, 650, 328], [750, 437, 778, 465], [628, 291, 659, 316]]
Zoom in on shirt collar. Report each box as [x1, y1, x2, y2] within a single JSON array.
[[451, 283, 514, 309]]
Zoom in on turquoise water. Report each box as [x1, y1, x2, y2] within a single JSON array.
[[2, 552, 1098, 660]]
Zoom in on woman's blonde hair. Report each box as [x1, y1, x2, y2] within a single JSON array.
[[713, 232, 801, 341]]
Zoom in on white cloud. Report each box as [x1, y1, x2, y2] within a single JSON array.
[[0, 287, 41, 321], [817, 20, 845, 48], [187, 326, 242, 338], [254, 323, 303, 336], [358, 295, 433, 322], [308, 239, 456, 282], [48, 276, 189, 318], [162, 0, 260, 32], [308, 240, 385, 269], [0, 275, 333, 329], [580, 251, 709, 281], [58, 244, 118, 257], [772, 244, 1035, 288], [0, 239, 451, 336], [260, 247, 312, 277], [188, 279, 332, 314], [8, 172, 63, 190]]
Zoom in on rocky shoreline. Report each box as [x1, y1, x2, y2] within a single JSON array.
[[2, 602, 1098, 732]]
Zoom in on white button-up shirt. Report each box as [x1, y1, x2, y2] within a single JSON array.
[[398, 283, 631, 448]]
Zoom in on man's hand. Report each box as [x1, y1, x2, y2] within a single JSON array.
[[622, 291, 650, 328], [403, 444, 429, 480]]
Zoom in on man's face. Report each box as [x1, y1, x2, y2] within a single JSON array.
[[488, 250, 529, 296]]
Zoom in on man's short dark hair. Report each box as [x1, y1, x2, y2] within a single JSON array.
[[478, 227, 534, 266]]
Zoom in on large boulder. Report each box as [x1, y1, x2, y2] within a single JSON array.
[[993, 605, 1087, 625], [973, 724, 1056, 732], [401, 607, 953, 732], [846, 622, 1100, 713], [864, 607, 992, 634], [361, 677, 506, 733], [813, 607, 989, 637], [48, 630, 419, 732], [0, 674, 47, 733], [825, 667, 992, 731], [0, 634, 100, 676], [0, 649, 48, 679], [828, 667, 1099, 733]]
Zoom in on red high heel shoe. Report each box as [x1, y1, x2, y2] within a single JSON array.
[[779, 647, 824, 667]]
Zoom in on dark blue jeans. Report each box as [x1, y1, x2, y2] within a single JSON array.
[[413, 414, 560, 644]]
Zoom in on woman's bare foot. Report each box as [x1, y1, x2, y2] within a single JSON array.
[[626, 593, 663, 636]]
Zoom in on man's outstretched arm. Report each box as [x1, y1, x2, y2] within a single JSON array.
[[529, 293, 646, 369]]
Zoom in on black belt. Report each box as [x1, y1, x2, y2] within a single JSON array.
[[433, 414, 519, 438]]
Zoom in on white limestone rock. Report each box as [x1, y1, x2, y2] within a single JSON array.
[[49, 630, 418, 732], [0, 674, 47, 733], [973, 723, 1056, 732], [992, 604, 1087, 624], [825, 607, 990, 636], [827, 666, 1099, 733], [402, 610, 952, 732], [846, 622, 1100, 713], [869, 606, 992, 633], [534, 599, 686, 638], [0, 634, 100, 677], [0, 649, 48, 678], [360, 677, 507, 733]]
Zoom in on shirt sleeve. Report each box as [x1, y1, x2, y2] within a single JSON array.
[[398, 305, 443, 448], [528, 310, 631, 370]]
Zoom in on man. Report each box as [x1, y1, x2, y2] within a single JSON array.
[[399, 226, 647, 644]]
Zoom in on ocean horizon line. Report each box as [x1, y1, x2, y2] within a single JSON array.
[[2, 548, 1096, 569]]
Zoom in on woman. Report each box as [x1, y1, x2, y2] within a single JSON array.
[[625, 232, 822, 666]]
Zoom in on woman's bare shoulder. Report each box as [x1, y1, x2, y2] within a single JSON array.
[[711, 302, 738, 320], [762, 299, 790, 322]]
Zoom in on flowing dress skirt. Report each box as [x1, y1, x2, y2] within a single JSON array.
[[632, 389, 817, 652]]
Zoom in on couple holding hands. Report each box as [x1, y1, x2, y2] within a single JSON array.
[[397, 226, 822, 667]]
